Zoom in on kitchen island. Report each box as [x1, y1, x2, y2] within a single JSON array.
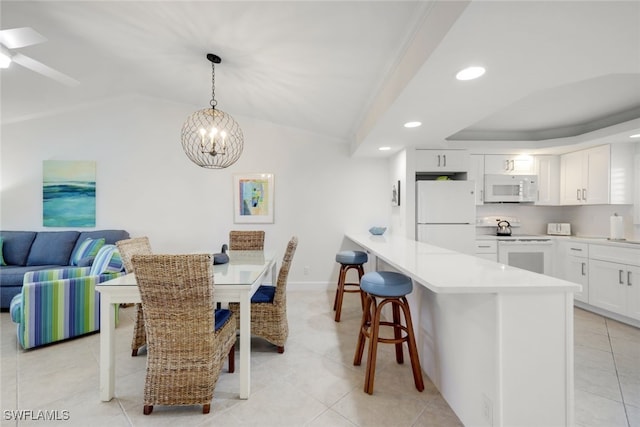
[[346, 232, 581, 427]]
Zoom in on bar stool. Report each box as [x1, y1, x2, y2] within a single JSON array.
[[333, 250, 368, 322], [353, 271, 424, 395]]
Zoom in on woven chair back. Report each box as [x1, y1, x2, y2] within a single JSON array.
[[274, 236, 298, 305], [131, 254, 218, 407], [116, 237, 152, 273], [229, 230, 265, 250]]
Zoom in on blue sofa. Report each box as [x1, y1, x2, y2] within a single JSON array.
[[0, 230, 129, 309]]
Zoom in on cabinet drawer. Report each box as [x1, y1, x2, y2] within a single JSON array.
[[566, 242, 588, 257], [475, 240, 497, 253], [590, 244, 640, 266]]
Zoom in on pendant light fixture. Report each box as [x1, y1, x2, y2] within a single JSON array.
[[181, 53, 244, 169]]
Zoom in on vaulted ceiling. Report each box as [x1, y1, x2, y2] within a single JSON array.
[[2, 1, 639, 157]]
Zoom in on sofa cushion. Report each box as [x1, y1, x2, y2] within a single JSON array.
[[0, 238, 6, 266], [70, 237, 105, 266], [0, 231, 37, 266], [90, 245, 124, 275], [72, 230, 130, 257], [26, 231, 80, 266]]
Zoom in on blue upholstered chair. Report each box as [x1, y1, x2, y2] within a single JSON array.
[[10, 245, 125, 349]]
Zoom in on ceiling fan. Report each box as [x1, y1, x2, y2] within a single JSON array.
[[0, 27, 79, 86]]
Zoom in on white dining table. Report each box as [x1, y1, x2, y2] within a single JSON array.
[[96, 250, 276, 402]]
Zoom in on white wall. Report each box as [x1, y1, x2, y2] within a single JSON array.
[[0, 94, 391, 287]]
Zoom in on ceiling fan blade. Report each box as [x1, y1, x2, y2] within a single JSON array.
[[12, 53, 80, 87], [0, 27, 47, 49]]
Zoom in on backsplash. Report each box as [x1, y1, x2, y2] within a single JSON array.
[[476, 204, 637, 240]]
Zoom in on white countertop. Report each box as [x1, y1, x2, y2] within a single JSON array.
[[346, 233, 581, 294]]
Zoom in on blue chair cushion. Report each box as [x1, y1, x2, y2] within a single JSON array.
[[214, 308, 232, 331], [251, 285, 275, 303], [335, 250, 368, 265], [361, 271, 413, 297]]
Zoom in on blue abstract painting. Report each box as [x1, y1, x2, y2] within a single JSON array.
[[43, 160, 96, 227]]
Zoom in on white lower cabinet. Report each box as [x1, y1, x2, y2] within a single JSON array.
[[475, 240, 497, 262], [558, 241, 588, 303], [588, 245, 640, 321]]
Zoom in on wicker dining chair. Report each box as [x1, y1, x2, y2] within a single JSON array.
[[229, 230, 265, 250], [131, 254, 236, 415], [116, 237, 152, 357], [229, 236, 298, 353]]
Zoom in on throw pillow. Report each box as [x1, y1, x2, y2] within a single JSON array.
[[90, 245, 124, 276], [0, 237, 6, 266], [70, 238, 105, 266]]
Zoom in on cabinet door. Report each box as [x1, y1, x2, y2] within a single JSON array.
[[468, 155, 484, 205], [584, 144, 610, 204], [626, 265, 640, 321], [535, 155, 559, 206], [484, 155, 535, 175], [560, 151, 583, 205], [566, 256, 589, 303], [415, 150, 468, 172], [589, 259, 627, 314]]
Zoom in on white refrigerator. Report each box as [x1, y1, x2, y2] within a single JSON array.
[[416, 180, 476, 255]]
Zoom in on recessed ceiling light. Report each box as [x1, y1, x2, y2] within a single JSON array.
[[630, 133, 640, 138], [404, 121, 422, 128], [378, 146, 391, 151], [456, 66, 485, 81]]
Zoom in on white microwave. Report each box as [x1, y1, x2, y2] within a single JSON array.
[[484, 174, 538, 203]]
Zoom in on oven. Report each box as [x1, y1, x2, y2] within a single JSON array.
[[497, 238, 553, 275]]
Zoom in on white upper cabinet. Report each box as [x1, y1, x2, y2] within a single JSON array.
[[535, 155, 560, 206], [468, 155, 485, 205], [560, 144, 634, 205], [484, 154, 536, 175], [415, 149, 469, 173]]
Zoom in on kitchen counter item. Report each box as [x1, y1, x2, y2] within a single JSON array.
[[609, 214, 624, 240], [547, 223, 571, 236], [369, 227, 387, 236], [496, 220, 512, 236]]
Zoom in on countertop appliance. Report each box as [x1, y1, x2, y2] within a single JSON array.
[[496, 220, 512, 236], [484, 174, 538, 203], [547, 223, 571, 236], [416, 180, 476, 254]]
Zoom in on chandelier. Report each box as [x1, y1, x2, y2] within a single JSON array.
[[181, 53, 244, 169]]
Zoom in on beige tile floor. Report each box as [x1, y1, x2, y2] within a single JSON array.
[[1, 291, 638, 426]]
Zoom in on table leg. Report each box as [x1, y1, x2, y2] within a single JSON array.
[[99, 297, 116, 401], [239, 290, 251, 399]]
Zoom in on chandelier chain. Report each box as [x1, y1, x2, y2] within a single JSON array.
[[210, 60, 217, 109]]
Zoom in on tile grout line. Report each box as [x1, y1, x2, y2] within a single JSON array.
[[604, 318, 631, 427]]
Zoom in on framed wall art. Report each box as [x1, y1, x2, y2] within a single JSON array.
[[392, 180, 401, 206], [233, 173, 274, 223], [43, 160, 96, 227]]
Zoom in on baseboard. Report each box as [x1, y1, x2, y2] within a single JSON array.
[[574, 301, 640, 328]]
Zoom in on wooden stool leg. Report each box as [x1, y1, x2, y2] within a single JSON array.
[[334, 265, 347, 322], [392, 302, 404, 364], [353, 293, 372, 366], [357, 265, 366, 310], [364, 297, 382, 395], [400, 297, 424, 392]]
